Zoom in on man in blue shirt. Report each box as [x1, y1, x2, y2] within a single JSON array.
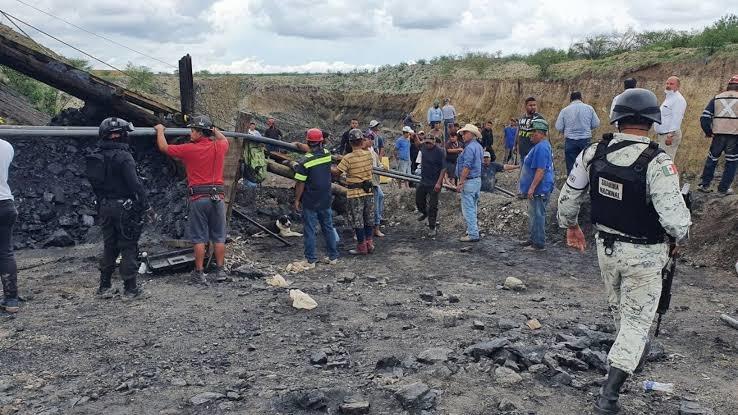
[[427, 100, 443, 129], [442, 98, 457, 139], [555, 91, 600, 174], [395, 126, 413, 189], [519, 119, 555, 251], [293, 128, 339, 268], [504, 118, 518, 163], [456, 124, 484, 242]]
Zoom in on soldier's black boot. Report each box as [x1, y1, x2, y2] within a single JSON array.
[[594, 367, 629, 414], [0, 273, 19, 313], [96, 272, 115, 298]]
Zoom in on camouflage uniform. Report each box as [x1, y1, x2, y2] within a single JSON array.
[[557, 133, 691, 374]]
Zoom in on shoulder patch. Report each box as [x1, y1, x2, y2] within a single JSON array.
[[662, 164, 678, 176]]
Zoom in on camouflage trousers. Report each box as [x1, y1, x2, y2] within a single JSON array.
[[596, 235, 668, 374]]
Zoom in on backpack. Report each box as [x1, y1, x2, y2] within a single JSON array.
[[242, 143, 267, 184], [85, 150, 110, 198]]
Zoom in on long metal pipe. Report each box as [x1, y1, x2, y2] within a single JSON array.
[[0, 125, 514, 196]]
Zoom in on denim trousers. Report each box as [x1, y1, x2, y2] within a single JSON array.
[[527, 193, 550, 248], [565, 138, 590, 175], [374, 185, 384, 226], [302, 208, 339, 263], [461, 178, 481, 239], [699, 134, 738, 192]]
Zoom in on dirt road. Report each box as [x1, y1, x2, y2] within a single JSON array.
[[1, 206, 736, 414]]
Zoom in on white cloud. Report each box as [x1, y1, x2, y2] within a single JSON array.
[[205, 57, 376, 74]]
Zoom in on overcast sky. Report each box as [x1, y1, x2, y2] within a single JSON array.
[[0, 0, 731, 74]]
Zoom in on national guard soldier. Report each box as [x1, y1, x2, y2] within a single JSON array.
[[697, 74, 738, 195], [87, 118, 152, 299], [556, 88, 691, 414]]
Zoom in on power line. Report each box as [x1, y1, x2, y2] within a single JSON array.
[[0, 9, 180, 102], [13, 0, 177, 69], [0, 10, 34, 41]]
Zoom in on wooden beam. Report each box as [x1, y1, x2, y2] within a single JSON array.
[[178, 54, 194, 117], [223, 112, 250, 222]]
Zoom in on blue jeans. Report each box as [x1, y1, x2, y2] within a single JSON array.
[[461, 177, 481, 239], [302, 208, 339, 263], [443, 119, 455, 140], [699, 134, 738, 192], [528, 193, 550, 248], [374, 185, 384, 226], [565, 138, 591, 175]]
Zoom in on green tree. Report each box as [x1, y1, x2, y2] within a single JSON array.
[[0, 67, 59, 115], [124, 62, 158, 93], [526, 48, 568, 77]]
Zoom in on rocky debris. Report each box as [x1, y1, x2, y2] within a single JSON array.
[[494, 366, 523, 385], [498, 318, 518, 331], [463, 338, 511, 361], [336, 272, 356, 283], [339, 401, 370, 414], [394, 382, 438, 411], [0, 378, 16, 392], [550, 369, 573, 386], [44, 229, 74, 247], [170, 378, 187, 387], [232, 264, 267, 279], [189, 392, 225, 406], [376, 356, 403, 371], [526, 319, 542, 330], [309, 350, 328, 365], [503, 276, 526, 291], [577, 349, 608, 373], [498, 397, 522, 411], [647, 341, 667, 362], [679, 401, 714, 415], [472, 320, 485, 330], [419, 292, 435, 302], [295, 390, 327, 410], [417, 347, 453, 364]]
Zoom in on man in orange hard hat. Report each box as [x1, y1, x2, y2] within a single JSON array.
[[293, 128, 339, 268]]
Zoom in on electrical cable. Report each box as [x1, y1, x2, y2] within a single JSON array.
[[13, 0, 178, 69]]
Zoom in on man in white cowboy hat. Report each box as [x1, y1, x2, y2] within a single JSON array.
[[455, 124, 484, 242]]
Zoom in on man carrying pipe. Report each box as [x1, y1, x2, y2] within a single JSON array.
[[153, 116, 229, 286]]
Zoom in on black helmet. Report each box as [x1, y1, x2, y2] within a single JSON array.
[[347, 128, 364, 142], [610, 88, 661, 125], [186, 115, 214, 131], [99, 117, 134, 140]]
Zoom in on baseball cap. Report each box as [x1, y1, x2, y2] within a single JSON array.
[[483, 151, 491, 158], [531, 119, 549, 132], [402, 126, 414, 133], [369, 120, 381, 128]]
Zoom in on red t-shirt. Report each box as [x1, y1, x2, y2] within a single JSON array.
[[166, 138, 229, 189]]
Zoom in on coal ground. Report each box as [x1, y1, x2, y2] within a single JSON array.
[[1, 182, 737, 415]]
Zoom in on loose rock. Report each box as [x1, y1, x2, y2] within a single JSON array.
[[503, 276, 527, 291], [190, 392, 225, 406], [417, 347, 453, 364], [494, 366, 523, 385], [339, 401, 370, 414], [394, 382, 437, 411]]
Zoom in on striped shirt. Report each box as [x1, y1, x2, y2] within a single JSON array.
[[337, 149, 373, 198]]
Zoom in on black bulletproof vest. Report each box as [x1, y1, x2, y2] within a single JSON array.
[[91, 142, 136, 200], [588, 139, 666, 240]]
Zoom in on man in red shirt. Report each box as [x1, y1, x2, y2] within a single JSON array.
[[154, 115, 229, 286]]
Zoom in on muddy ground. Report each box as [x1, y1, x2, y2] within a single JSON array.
[[1, 183, 737, 415]]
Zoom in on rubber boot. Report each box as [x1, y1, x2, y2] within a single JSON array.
[[349, 241, 368, 256], [594, 367, 629, 414], [634, 339, 651, 373], [366, 237, 375, 254], [0, 273, 19, 313]]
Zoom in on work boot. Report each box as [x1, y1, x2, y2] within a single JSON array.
[[427, 228, 437, 238], [191, 269, 210, 287], [1, 273, 19, 313], [366, 237, 375, 254], [373, 226, 385, 238], [349, 241, 368, 256], [122, 276, 144, 300], [594, 367, 629, 414], [635, 339, 651, 373], [321, 257, 338, 265], [718, 188, 735, 197], [96, 272, 116, 298], [213, 266, 226, 281], [417, 213, 428, 222], [697, 184, 712, 193]]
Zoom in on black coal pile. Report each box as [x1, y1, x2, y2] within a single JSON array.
[[6, 134, 190, 249]]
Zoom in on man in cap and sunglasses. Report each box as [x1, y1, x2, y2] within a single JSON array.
[[154, 116, 229, 286], [415, 132, 446, 237]]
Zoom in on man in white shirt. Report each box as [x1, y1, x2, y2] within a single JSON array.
[[0, 138, 19, 313], [654, 76, 687, 160]]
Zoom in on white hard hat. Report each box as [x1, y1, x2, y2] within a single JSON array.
[[402, 126, 414, 133]]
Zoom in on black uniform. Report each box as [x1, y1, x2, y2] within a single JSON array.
[[92, 141, 149, 287]]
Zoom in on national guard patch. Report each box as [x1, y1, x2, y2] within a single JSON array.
[[598, 177, 623, 200], [662, 164, 678, 176]]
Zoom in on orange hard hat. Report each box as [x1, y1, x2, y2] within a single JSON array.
[[306, 128, 323, 142]]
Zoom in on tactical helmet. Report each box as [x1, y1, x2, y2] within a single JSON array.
[[347, 128, 364, 142], [610, 88, 661, 125], [186, 115, 214, 131], [99, 117, 134, 140], [306, 128, 324, 143]]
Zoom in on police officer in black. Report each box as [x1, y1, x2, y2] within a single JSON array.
[[89, 117, 150, 298]]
